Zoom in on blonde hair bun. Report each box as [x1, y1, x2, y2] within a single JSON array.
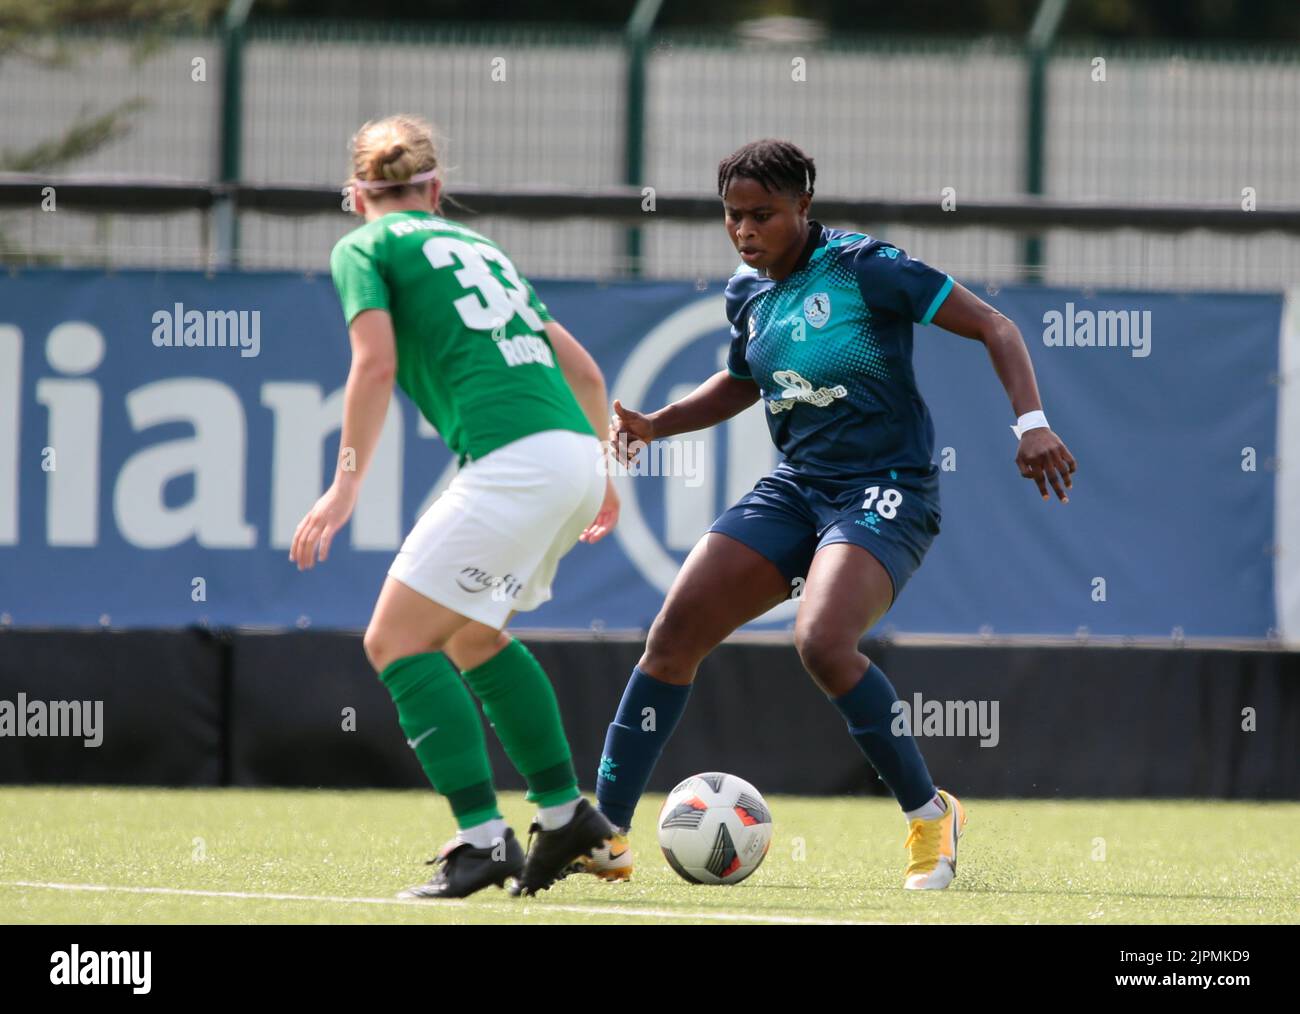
[[351, 115, 439, 191]]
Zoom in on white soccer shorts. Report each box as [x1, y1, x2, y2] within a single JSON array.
[[387, 428, 606, 629]]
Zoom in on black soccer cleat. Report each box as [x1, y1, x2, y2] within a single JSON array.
[[398, 828, 525, 900], [509, 798, 616, 897]]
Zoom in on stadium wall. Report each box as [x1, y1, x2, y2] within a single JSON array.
[[0, 631, 1295, 798]]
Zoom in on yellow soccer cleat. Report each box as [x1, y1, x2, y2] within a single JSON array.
[[567, 831, 634, 882], [903, 789, 967, 890]]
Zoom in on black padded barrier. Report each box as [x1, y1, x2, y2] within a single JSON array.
[[0, 629, 224, 786], [1, 630, 1295, 798]]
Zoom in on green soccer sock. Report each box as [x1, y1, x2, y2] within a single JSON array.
[[460, 638, 580, 809], [378, 652, 501, 829]]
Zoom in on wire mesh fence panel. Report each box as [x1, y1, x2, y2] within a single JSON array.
[[0, 31, 221, 181], [3, 24, 1298, 284], [1047, 43, 1300, 204], [6, 203, 1300, 289], [242, 22, 625, 189], [1040, 228, 1300, 290], [645, 35, 1027, 201], [235, 209, 346, 272], [0, 208, 209, 270], [232, 208, 627, 278]]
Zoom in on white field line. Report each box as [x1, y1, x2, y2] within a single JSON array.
[[1, 880, 878, 925]]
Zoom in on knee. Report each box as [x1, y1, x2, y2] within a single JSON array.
[[445, 625, 511, 672], [641, 610, 701, 685], [363, 625, 396, 674], [794, 625, 864, 688], [364, 624, 446, 675]]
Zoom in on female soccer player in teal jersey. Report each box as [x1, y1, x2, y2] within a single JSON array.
[[289, 114, 618, 898], [580, 139, 1077, 889]]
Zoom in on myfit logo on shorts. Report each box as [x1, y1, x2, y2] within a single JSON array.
[[455, 565, 523, 601]]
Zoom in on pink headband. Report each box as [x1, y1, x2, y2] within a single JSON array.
[[353, 168, 438, 191]]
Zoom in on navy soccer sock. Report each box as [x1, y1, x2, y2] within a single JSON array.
[[595, 666, 692, 830], [831, 662, 936, 812]]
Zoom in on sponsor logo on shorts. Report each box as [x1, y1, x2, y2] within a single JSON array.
[[855, 511, 882, 533], [455, 566, 523, 600]]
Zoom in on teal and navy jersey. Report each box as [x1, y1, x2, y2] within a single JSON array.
[[724, 221, 953, 490]]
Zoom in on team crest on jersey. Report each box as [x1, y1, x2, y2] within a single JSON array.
[[803, 292, 831, 329]]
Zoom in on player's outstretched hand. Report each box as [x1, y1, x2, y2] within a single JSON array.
[[1017, 429, 1077, 502], [290, 482, 357, 570], [609, 398, 655, 466], [580, 477, 620, 544]]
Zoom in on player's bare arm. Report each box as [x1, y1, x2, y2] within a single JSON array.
[[545, 319, 619, 542], [930, 283, 1078, 503], [609, 370, 759, 465], [289, 307, 396, 570]]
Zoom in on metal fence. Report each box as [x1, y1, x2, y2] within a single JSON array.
[[1, 22, 1298, 287]]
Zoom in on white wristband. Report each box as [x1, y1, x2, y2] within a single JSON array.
[[1010, 410, 1049, 440]]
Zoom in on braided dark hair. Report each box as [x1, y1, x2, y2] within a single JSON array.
[[717, 139, 816, 200]]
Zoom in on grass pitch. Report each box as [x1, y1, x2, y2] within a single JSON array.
[[1, 787, 1295, 925]]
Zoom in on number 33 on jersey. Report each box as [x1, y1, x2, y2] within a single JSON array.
[[330, 210, 594, 466]]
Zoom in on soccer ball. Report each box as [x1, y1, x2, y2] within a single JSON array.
[[657, 772, 773, 885]]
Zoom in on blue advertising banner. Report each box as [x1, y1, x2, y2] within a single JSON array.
[[0, 270, 1281, 636]]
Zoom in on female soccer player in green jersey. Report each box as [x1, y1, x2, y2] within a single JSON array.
[[289, 114, 618, 899]]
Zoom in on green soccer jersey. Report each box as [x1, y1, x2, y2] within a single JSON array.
[[329, 210, 594, 465]]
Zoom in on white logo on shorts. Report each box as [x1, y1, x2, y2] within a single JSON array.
[[455, 566, 522, 600]]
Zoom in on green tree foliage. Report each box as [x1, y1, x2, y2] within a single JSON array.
[[0, 1, 223, 263]]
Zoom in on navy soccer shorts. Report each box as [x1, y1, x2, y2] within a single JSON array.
[[707, 462, 941, 605]]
